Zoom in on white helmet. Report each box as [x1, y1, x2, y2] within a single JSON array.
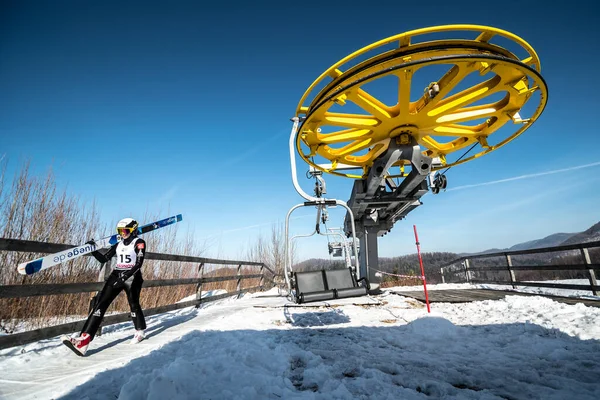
[[116, 218, 138, 236]]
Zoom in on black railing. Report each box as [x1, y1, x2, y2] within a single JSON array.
[[439, 241, 600, 296]]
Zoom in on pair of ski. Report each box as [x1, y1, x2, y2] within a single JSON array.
[[17, 214, 183, 275]]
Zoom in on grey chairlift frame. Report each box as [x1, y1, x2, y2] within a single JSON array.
[[324, 227, 355, 268], [284, 118, 361, 301], [287, 211, 354, 293]]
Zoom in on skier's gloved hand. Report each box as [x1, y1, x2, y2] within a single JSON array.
[[113, 271, 132, 286], [113, 275, 126, 287]]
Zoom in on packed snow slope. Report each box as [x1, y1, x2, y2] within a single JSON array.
[[1, 284, 599, 400]]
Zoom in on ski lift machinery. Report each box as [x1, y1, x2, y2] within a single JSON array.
[[284, 24, 547, 303]]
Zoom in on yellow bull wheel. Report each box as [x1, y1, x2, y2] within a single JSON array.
[[295, 25, 548, 179]]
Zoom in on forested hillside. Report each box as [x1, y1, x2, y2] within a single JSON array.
[[294, 220, 600, 286]]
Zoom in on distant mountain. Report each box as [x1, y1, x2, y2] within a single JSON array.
[[467, 224, 599, 255], [559, 221, 600, 246], [508, 232, 577, 251], [459, 248, 502, 256], [454, 233, 576, 256]]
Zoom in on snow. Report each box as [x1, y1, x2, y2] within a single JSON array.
[[177, 289, 228, 303], [477, 279, 600, 300], [0, 285, 599, 400], [395, 281, 600, 300]]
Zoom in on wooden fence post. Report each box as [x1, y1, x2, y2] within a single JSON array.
[[506, 254, 516, 289], [195, 263, 204, 308], [259, 265, 265, 289], [237, 264, 242, 298], [581, 248, 597, 296]]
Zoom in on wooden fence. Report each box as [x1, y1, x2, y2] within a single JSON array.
[[439, 240, 600, 296], [0, 238, 277, 350]]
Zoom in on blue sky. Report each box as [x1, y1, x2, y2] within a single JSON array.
[[1, 0, 598, 261]]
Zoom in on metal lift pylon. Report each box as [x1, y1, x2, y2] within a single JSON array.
[[285, 24, 547, 302]]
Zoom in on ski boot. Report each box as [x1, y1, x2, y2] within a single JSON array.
[[62, 333, 91, 356], [130, 330, 145, 344]]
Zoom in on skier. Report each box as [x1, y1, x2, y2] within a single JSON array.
[[62, 218, 147, 356]]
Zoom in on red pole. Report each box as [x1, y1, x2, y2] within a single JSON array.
[[413, 225, 431, 313]]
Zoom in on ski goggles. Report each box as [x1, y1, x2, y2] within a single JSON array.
[[117, 227, 135, 235]]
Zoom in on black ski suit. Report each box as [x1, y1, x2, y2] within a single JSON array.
[[81, 235, 147, 339]]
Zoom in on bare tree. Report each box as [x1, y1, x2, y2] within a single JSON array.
[[245, 222, 294, 279], [0, 159, 103, 331]]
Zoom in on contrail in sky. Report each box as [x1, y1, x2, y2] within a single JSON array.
[[447, 161, 600, 192]]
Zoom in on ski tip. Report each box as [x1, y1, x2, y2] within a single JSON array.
[[27, 259, 43, 275], [18, 259, 42, 275]]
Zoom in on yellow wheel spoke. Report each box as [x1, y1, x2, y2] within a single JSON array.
[[431, 125, 480, 136], [323, 112, 380, 129], [421, 135, 474, 153], [434, 102, 503, 124], [397, 69, 412, 115], [414, 64, 470, 113], [427, 75, 501, 117], [347, 89, 394, 120], [316, 128, 372, 144], [330, 139, 374, 157], [430, 64, 468, 101]]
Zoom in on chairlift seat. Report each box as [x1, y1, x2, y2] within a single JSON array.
[[293, 267, 367, 304]]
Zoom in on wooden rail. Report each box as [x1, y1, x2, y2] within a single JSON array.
[[0, 275, 265, 298], [439, 240, 600, 296], [0, 238, 277, 350]]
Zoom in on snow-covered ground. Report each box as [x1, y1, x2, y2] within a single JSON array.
[[480, 279, 600, 300], [395, 280, 600, 300], [0, 285, 599, 400]]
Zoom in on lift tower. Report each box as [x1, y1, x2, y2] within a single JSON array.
[[286, 25, 547, 297]]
